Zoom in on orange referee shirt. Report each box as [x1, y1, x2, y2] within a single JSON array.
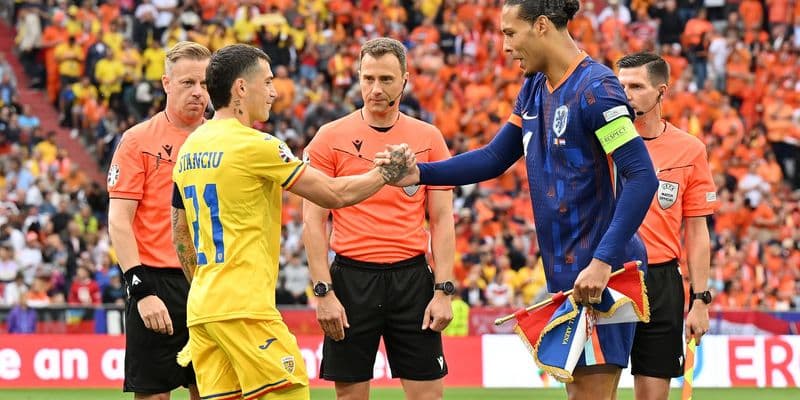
[[639, 122, 719, 264], [304, 111, 451, 263], [107, 112, 192, 268]]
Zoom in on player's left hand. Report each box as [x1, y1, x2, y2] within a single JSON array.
[[422, 291, 453, 332], [572, 258, 612, 305], [685, 302, 709, 345]]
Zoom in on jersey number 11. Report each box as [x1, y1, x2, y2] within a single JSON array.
[[183, 184, 225, 265]]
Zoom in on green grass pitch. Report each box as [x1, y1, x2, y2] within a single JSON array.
[[0, 388, 798, 400]]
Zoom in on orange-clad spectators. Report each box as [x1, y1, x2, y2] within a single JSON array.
[[5, 0, 800, 312]]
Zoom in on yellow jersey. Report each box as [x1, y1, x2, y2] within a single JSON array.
[[173, 118, 307, 327]]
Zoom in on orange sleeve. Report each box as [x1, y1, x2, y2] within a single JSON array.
[[682, 143, 718, 217], [107, 130, 145, 200], [304, 127, 336, 177]]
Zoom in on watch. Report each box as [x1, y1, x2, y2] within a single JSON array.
[[691, 290, 712, 305], [313, 281, 333, 297], [434, 281, 456, 295]]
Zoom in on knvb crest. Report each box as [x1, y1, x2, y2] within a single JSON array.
[[657, 180, 679, 209], [553, 105, 569, 137]]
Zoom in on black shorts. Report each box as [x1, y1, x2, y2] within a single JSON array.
[[630, 259, 685, 378], [124, 266, 196, 393], [320, 254, 447, 382]]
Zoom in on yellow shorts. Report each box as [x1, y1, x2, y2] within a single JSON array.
[[189, 319, 309, 400]]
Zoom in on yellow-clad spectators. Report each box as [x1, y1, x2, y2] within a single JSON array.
[[141, 40, 166, 83], [93, 51, 125, 101], [54, 37, 84, 84], [34, 131, 59, 165], [119, 40, 143, 84], [101, 22, 125, 56], [233, 8, 260, 44], [68, 76, 99, 126], [208, 23, 237, 52], [442, 296, 470, 337], [514, 257, 548, 305]]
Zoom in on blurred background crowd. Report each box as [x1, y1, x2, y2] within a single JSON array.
[[0, 0, 798, 329]]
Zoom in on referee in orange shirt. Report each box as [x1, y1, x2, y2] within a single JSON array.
[[107, 42, 210, 400], [617, 53, 719, 400], [303, 37, 455, 400]]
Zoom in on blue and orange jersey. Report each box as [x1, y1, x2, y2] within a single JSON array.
[[509, 54, 645, 292]]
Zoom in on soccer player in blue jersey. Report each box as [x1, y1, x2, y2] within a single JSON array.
[[378, 1, 658, 399]]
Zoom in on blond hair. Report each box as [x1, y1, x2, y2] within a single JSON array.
[[165, 41, 212, 76]]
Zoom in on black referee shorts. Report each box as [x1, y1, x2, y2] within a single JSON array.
[[124, 266, 196, 394], [630, 259, 686, 378], [320, 254, 447, 382]]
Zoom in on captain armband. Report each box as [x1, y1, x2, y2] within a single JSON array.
[[594, 117, 638, 154]]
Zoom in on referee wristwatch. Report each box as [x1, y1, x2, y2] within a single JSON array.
[[691, 290, 712, 305], [313, 281, 333, 297], [434, 281, 456, 295]]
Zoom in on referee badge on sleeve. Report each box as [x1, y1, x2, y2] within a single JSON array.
[[107, 164, 120, 187], [657, 180, 679, 209]]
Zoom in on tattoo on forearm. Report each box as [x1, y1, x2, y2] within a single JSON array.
[[172, 208, 197, 283], [379, 147, 408, 183], [176, 242, 196, 283]]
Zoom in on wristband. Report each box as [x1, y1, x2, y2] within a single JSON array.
[[123, 265, 157, 301]]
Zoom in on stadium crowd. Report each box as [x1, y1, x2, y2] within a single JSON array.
[[0, 0, 798, 325]]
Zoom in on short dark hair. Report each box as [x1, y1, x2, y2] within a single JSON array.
[[360, 38, 407, 74], [206, 44, 271, 109], [504, 0, 580, 29], [616, 52, 671, 85]]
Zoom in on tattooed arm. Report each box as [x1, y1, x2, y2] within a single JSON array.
[[171, 207, 197, 283], [289, 144, 413, 209]]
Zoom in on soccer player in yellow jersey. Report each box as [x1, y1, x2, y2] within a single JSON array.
[[170, 44, 413, 400]]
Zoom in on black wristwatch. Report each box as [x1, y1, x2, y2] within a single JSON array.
[[691, 290, 712, 305], [434, 281, 456, 295], [313, 281, 333, 297]]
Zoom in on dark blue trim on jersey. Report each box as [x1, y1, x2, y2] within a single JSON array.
[[199, 388, 241, 400], [593, 136, 658, 265], [418, 122, 523, 186], [172, 183, 185, 209]]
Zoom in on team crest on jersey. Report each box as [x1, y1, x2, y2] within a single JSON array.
[[281, 356, 295, 374], [107, 164, 120, 187], [553, 105, 569, 137], [657, 180, 679, 209], [278, 142, 297, 163], [403, 184, 420, 196]]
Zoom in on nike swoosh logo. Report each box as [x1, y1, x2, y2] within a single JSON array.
[[522, 112, 538, 120]]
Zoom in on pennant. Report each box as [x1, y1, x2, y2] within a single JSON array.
[[514, 292, 569, 353], [682, 338, 696, 400], [513, 262, 650, 383]]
